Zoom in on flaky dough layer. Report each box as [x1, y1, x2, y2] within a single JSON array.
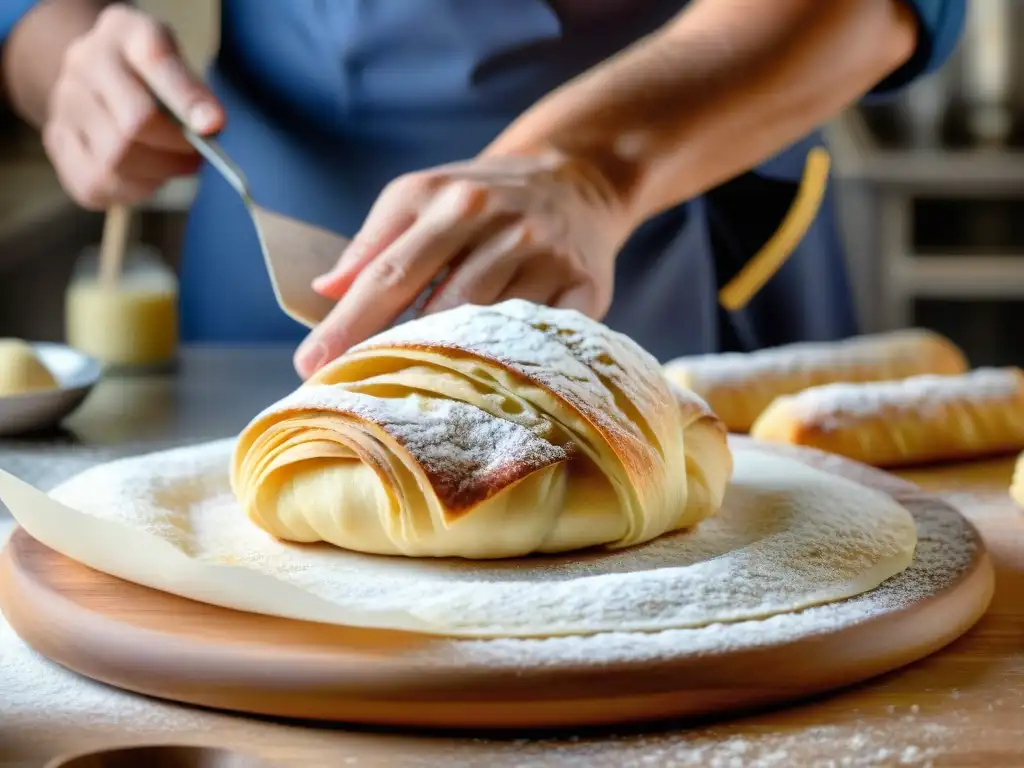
[[232, 300, 732, 559]]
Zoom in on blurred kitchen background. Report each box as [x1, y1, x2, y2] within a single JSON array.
[[1, 0, 1022, 365]]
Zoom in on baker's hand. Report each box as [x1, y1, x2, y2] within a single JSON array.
[[294, 151, 631, 377], [44, 4, 224, 209]]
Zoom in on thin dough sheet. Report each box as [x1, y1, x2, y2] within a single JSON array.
[[0, 441, 917, 638]]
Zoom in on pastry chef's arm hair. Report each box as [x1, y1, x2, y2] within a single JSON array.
[[486, 0, 921, 230], [1, 0, 116, 126]]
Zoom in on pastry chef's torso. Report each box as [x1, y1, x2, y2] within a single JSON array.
[[178, 0, 960, 361]]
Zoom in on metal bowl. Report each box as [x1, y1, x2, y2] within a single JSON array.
[[0, 343, 101, 436]]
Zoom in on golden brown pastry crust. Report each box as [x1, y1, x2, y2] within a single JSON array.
[[668, 381, 733, 516], [750, 367, 1024, 468], [664, 329, 968, 434], [318, 310, 671, 517], [233, 300, 732, 557]]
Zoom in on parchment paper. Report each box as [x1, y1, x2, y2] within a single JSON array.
[[0, 440, 917, 638]]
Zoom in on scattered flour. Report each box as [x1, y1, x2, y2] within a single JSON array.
[[0, 431, 983, 766], [0, 496, 972, 765], [37, 442, 923, 640]]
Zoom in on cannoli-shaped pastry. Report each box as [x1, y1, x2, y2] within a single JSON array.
[[750, 367, 1024, 468], [664, 329, 967, 433], [232, 300, 733, 559]]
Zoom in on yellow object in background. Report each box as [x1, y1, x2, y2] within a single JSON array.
[[718, 147, 832, 311], [65, 245, 179, 370], [0, 338, 58, 397]]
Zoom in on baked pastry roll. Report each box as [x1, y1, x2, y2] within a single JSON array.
[[664, 329, 967, 433], [1011, 452, 1024, 508], [232, 300, 732, 559], [750, 367, 1024, 468]]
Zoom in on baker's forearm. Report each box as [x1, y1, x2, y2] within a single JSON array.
[[487, 0, 917, 227], [2, 0, 114, 126]]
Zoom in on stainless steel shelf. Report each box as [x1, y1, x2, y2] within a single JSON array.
[[827, 109, 1024, 332], [828, 110, 1024, 192], [889, 255, 1024, 297]]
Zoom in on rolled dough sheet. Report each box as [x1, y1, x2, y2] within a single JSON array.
[[0, 442, 917, 638]]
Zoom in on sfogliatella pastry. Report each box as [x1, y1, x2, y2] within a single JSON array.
[[664, 329, 967, 433], [750, 367, 1024, 468], [0, 338, 58, 397], [232, 300, 733, 559]]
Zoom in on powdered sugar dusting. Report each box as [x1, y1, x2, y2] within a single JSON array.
[[451, 488, 972, 666], [242, 385, 569, 512], [473, 719, 952, 767], [296, 299, 712, 552], [44, 441, 917, 638], [665, 329, 958, 388], [0, 591, 960, 766], [351, 300, 671, 468], [780, 368, 1022, 430], [0, 442, 985, 766]]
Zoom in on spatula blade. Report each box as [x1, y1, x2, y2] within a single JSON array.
[[251, 206, 350, 329]]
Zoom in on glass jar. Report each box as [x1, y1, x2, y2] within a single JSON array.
[[64, 244, 179, 373]]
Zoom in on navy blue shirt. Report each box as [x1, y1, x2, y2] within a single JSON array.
[[1, 1, 966, 359]]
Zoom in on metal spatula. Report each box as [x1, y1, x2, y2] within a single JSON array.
[[152, 89, 443, 330], [147, 91, 347, 328]]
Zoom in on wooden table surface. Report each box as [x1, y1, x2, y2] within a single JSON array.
[[1, 349, 1022, 767]]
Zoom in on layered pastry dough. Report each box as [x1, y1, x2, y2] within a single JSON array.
[[232, 300, 733, 559], [0, 339, 57, 397], [664, 329, 967, 433], [750, 367, 1024, 468]]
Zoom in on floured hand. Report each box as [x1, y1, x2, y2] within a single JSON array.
[[294, 150, 631, 378]]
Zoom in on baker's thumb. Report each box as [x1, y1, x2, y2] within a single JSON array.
[[120, 17, 224, 135]]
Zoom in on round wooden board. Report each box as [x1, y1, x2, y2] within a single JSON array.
[[0, 441, 995, 731]]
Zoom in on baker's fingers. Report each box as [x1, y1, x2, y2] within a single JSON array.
[[119, 141, 204, 182], [496, 260, 566, 307], [67, 84, 196, 183], [422, 222, 534, 314], [312, 210, 418, 300], [313, 173, 440, 299], [43, 121, 153, 209], [49, 79, 198, 203], [296, 185, 494, 376], [103, 5, 223, 135], [551, 280, 609, 319], [86, 54, 194, 154], [57, 83, 118, 162]]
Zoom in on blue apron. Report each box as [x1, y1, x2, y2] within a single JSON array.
[[179, 0, 858, 361]]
